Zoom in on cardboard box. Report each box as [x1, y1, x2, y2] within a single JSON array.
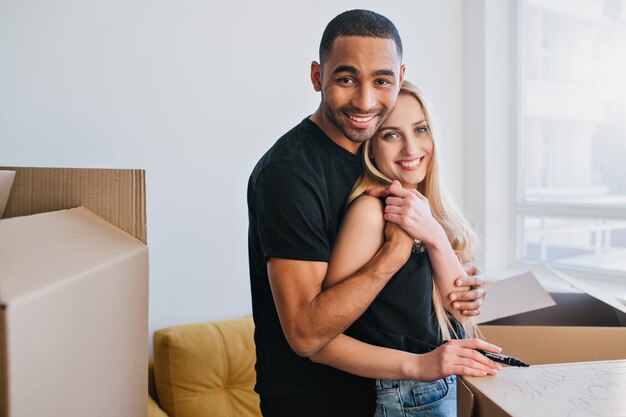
[[458, 272, 626, 417], [0, 167, 148, 417], [460, 359, 626, 416]]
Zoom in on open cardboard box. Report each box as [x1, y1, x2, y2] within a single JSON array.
[[458, 271, 626, 417], [0, 167, 148, 417]]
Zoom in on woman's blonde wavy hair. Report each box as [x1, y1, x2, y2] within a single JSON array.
[[348, 80, 479, 341]]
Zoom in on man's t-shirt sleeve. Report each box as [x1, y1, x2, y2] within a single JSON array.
[[252, 161, 329, 262]]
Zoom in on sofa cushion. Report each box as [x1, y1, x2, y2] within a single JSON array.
[[148, 395, 169, 417], [153, 315, 261, 417]]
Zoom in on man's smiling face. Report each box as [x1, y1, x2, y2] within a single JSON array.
[[311, 36, 405, 151]]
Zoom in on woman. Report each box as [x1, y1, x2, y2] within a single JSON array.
[[310, 81, 501, 417]]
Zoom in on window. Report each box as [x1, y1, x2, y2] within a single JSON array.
[[517, 0, 626, 275]]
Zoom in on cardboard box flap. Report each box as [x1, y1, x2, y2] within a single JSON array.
[[0, 207, 146, 305], [477, 272, 556, 324], [0, 167, 146, 243], [547, 266, 626, 315]]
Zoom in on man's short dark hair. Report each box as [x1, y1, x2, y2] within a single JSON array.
[[319, 9, 403, 66]]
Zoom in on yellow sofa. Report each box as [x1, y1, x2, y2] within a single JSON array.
[[148, 315, 261, 417]]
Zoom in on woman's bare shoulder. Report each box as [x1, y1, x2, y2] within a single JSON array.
[[326, 194, 386, 286], [344, 195, 385, 230], [351, 194, 385, 209]]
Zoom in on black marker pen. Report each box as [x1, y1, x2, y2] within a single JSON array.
[[476, 349, 529, 367]]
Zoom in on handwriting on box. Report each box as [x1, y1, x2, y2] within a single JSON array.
[[466, 360, 626, 416]]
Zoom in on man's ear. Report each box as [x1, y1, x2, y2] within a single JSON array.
[[311, 61, 322, 92], [399, 64, 406, 85]]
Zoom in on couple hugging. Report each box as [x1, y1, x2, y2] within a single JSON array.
[[248, 9, 501, 417]]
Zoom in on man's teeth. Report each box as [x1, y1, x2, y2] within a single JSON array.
[[348, 115, 375, 123], [399, 157, 423, 167]]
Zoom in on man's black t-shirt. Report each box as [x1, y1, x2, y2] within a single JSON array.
[[247, 117, 373, 400]]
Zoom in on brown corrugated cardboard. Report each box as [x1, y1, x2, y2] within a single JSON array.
[[0, 167, 148, 417], [479, 325, 626, 365], [0, 170, 15, 218], [0, 166, 146, 243], [458, 271, 626, 417]]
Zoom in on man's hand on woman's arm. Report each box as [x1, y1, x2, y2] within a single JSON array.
[[449, 265, 486, 317], [268, 197, 413, 358]]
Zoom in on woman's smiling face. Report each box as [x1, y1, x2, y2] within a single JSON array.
[[370, 93, 434, 189]]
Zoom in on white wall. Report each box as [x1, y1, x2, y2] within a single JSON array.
[[0, 0, 465, 348], [463, 0, 516, 271]]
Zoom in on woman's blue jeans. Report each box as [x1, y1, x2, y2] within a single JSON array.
[[373, 376, 456, 417]]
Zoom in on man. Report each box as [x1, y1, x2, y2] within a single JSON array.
[[247, 9, 485, 417]]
